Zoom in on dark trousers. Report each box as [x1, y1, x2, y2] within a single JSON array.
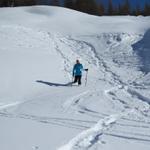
[[74, 75, 82, 85]]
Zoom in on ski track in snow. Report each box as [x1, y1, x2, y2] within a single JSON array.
[[57, 111, 133, 150], [63, 90, 90, 112], [0, 102, 23, 110]]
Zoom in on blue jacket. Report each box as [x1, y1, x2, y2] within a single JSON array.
[[73, 63, 83, 76]]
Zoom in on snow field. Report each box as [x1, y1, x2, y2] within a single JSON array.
[[0, 6, 150, 150]]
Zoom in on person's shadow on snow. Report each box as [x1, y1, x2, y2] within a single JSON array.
[[36, 80, 73, 87]]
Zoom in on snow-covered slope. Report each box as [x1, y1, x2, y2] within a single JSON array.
[[0, 6, 150, 150]]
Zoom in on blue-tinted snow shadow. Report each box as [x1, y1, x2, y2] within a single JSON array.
[[132, 29, 150, 74], [36, 80, 73, 87]]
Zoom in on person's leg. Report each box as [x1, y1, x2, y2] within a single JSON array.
[[74, 76, 78, 83], [78, 76, 82, 85]]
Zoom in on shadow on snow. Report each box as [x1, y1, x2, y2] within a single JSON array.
[[132, 29, 150, 74], [36, 80, 73, 87]]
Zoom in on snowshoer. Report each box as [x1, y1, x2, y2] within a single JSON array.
[[72, 60, 88, 85]]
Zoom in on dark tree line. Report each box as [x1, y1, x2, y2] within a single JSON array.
[[50, 0, 60, 6], [0, 0, 36, 7], [0, 0, 59, 7], [64, 0, 102, 15], [0, 0, 150, 16], [63, 0, 150, 16]]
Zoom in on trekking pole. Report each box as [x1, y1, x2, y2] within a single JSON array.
[[85, 69, 88, 86]]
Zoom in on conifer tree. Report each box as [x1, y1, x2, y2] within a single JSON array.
[[75, 0, 98, 15], [97, 2, 105, 16], [118, 0, 130, 15], [64, 0, 75, 9], [108, 0, 113, 15], [50, 0, 60, 6], [113, 6, 119, 15], [135, 4, 141, 16], [0, 0, 15, 7], [144, 3, 150, 16]]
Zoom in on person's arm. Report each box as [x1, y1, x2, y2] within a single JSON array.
[[81, 64, 88, 71], [81, 64, 88, 72]]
